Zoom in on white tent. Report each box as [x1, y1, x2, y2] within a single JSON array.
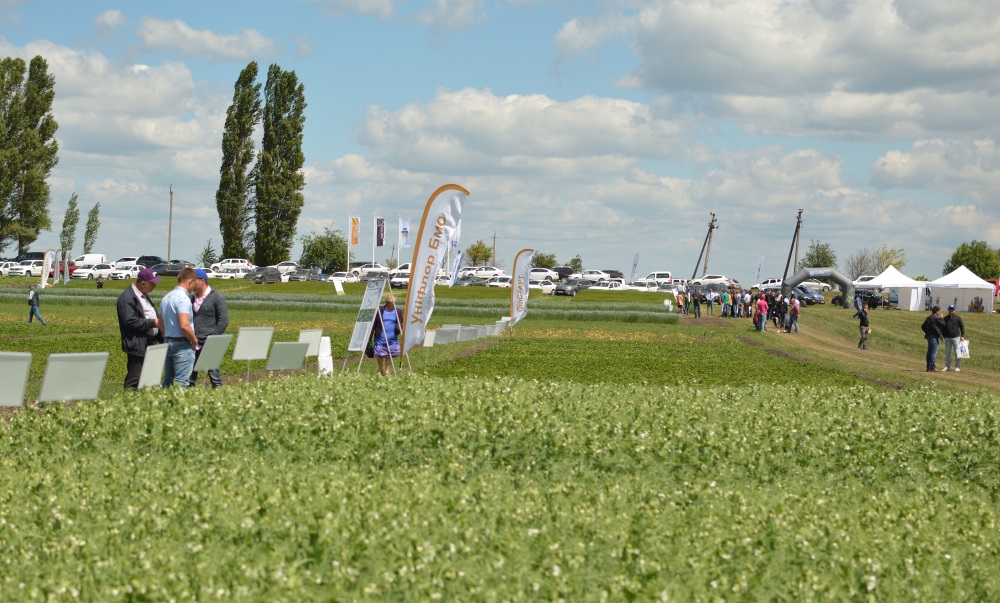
[[864, 265, 927, 311], [928, 265, 994, 313]]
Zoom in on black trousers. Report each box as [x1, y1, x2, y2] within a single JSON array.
[[124, 354, 145, 390]]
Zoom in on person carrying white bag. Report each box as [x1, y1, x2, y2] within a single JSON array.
[[942, 304, 966, 372]]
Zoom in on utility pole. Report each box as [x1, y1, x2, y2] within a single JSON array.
[[782, 209, 803, 283], [492, 232, 497, 266], [167, 185, 173, 263], [691, 212, 718, 280]]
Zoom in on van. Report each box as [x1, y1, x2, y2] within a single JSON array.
[[634, 271, 673, 285], [75, 253, 107, 266]]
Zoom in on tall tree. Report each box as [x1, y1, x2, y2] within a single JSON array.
[[0, 56, 59, 255], [464, 240, 491, 265], [531, 251, 558, 268], [59, 193, 80, 256], [196, 238, 219, 268], [253, 64, 306, 267], [799, 239, 837, 269], [216, 62, 262, 259], [566, 255, 584, 273], [83, 203, 100, 253], [943, 240, 1000, 278], [844, 248, 877, 279], [872, 244, 906, 272], [299, 227, 348, 272]]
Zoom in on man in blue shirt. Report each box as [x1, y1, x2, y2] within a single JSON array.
[[160, 267, 199, 387]]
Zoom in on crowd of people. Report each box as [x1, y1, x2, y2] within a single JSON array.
[[676, 287, 802, 334]]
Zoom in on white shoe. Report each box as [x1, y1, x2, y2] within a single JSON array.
[[954, 367, 961, 372], [941, 367, 949, 371]]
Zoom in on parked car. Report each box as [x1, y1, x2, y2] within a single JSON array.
[[0, 260, 18, 275], [800, 279, 832, 292], [832, 288, 887, 308], [329, 272, 359, 283], [590, 280, 626, 292], [288, 268, 320, 282], [352, 263, 388, 277], [454, 275, 488, 286], [629, 281, 662, 292], [211, 258, 254, 272], [754, 277, 783, 290], [49, 260, 79, 277], [359, 270, 390, 282], [72, 263, 115, 280], [136, 255, 167, 269], [276, 261, 299, 275], [195, 267, 217, 278], [390, 263, 412, 277], [74, 253, 107, 266], [551, 266, 575, 281], [602, 269, 626, 280], [580, 270, 612, 282], [149, 263, 169, 275], [690, 274, 734, 288], [528, 279, 555, 294], [244, 267, 267, 281], [389, 273, 410, 288], [853, 275, 879, 289], [254, 266, 282, 284], [109, 265, 141, 280], [168, 260, 195, 268], [473, 266, 504, 279], [554, 278, 594, 296], [216, 267, 250, 280], [529, 267, 558, 281], [154, 263, 186, 278], [9, 259, 45, 277], [113, 256, 139, 269], [633, 271, 674, 286], [486, 276, 513, 288], [793, 285, 825, 305]]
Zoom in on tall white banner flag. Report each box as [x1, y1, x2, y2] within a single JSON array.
[[449, 250, 464, 287], [629, 252, 640, 283], [398, 217, 412, 250], [402, 184, 469, 355], [754, 256, 765, 287], [510, 248, 534, 324]]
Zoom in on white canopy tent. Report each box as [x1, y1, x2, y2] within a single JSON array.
[[928, 266, 994, 313], [864, 265, 926, 311]]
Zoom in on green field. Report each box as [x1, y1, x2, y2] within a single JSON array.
[[2, 276, 999, 600]]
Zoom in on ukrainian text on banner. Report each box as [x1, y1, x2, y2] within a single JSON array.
[[375, 216, 385, 247], [402, 184, 470, 355], [348, 279, 387, 352], [398, 217, 411, 250], [510, 248, 534, 324], [350, 216, 360, 247]]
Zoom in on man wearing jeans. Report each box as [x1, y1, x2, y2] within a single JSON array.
[[941, 304, 965, 372], [191, 268, 229, 387], [160, 267, 199, 387]]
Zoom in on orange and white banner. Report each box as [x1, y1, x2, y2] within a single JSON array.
[[510, 248, 534, 324], [402, 184, 469, 355], [350, 216, 360, 247]]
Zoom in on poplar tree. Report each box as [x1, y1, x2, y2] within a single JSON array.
[[83, 203, 100, 254], [59, 193, 80, 255], [253, 64, 306, 267], [0, 55, 59, 255], [215, 62, 261, 259]]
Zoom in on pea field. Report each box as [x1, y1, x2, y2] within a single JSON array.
[[2, 278, 999, 600]]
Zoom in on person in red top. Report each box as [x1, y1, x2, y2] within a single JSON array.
[[786, 294, 801, 334], [755, 295, 769, 332]]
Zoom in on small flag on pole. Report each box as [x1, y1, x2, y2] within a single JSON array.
[[350, 216, 360, 247], [375, 217, 385, 248], [398, 217, 411, 250]]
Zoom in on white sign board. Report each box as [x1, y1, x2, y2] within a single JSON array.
[[347, 279, 386, 352]]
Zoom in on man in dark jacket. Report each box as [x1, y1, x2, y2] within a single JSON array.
[[941, 304, 966, 372], [190, 268, 229, 387], [116, 268, 162, 390], [920, 306, 945, 372]]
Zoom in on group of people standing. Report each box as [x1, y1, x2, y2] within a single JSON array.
[[678, 287, 801, 333], [116, 267, 229, 390], [921, 304, 966, 372]]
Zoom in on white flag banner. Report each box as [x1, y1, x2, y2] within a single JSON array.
[[398, 217, 412, 250], [450, 218, 462, 249], [449, 250, 464, 287], [754, 256, 765, 287], [629, 252, 640, 283], [402, 184, 469, 355], [510, 248, 534, 324]]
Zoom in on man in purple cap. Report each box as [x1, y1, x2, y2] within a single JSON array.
[[190, 268, 229, 387], [116, 268, 163, 390]]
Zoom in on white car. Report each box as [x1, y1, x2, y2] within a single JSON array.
[[633, 271, 674, 286], [528, 279, 555, 294], [195, 267, 217, 278], [9, 260, 46, 277], [329, 272, 360, 283], [486, 276, 512, 288], [352, 263, 388, 277], [0, 260, 18, 275], [628, 281, 662, 292], [275, 261, 299, 275], [113, 256, 139, 269], [754, 278, 783, 290], [529, 267, 558, 281], [474, 266, 504, 279], [800, 279, 832, 292], [690, 274, 733, 288], [211, 258, 254, 272], [73, 263, 115, 280], [590, 280, 626, 291], [580, 269, 612, 282], [216, 267, 251, 280], [853, 275, 879, 289], [458, 266, 478, 278], [109, 265, 141, 280], [391, 263, 412, 277]]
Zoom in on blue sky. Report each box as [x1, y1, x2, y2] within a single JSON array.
[[3, 0, 999, 281]]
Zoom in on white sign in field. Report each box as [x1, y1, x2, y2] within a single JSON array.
[[348, 279, 387, 352]]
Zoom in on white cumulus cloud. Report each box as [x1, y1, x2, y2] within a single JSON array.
[[137, 17, 279, 61]]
